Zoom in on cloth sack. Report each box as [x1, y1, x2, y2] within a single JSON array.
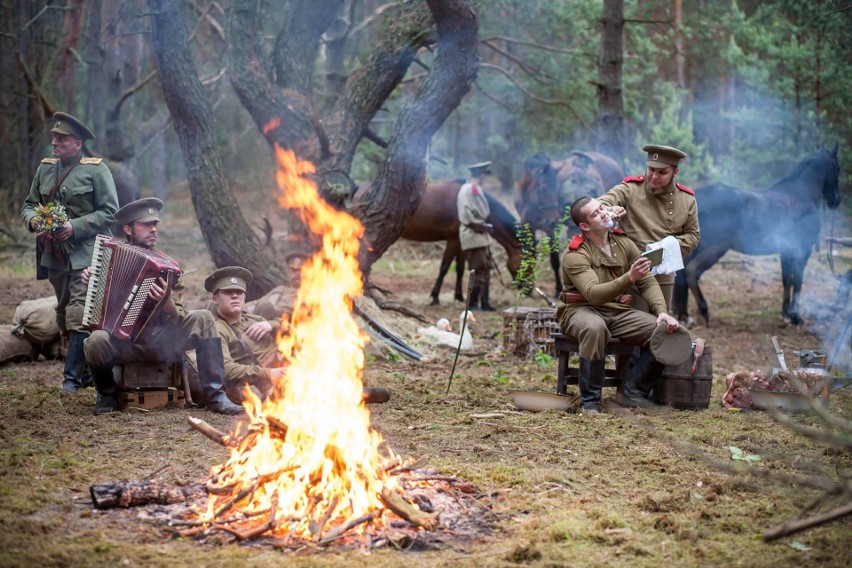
[[12, 296, 61, 344], [0, 325, 36, 365]]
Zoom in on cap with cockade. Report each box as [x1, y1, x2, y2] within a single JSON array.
[[642, 144, 687, 168], [114, 197, 163, 225], [204, 266, 253, 294], [50, 112, 95, 141]]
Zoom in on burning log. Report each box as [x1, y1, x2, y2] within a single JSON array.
[[187, 416, 235, 447], [380, 486, 438, 530], [90, 480, 205, 509]]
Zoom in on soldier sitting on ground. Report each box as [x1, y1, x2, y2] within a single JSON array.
[[205, 263, 391, 405]]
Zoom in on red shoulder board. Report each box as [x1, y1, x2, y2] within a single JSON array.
[[612, 229, 626, 235], [676, 183, 695, 195], [471, 183, 480, 196], [623, 175, 644, 183], [568, 234, 585, 251]]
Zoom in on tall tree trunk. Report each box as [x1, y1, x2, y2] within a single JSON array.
[[147, 0, 284, 298], [595, 0, 625, 166]]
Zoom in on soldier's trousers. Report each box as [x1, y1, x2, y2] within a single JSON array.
[[629, 274, 674, 314], [48, 268, 87, 334], [561, 307, 659, 361], [464, 247, 490, 287], [84, 310, 219, 368]]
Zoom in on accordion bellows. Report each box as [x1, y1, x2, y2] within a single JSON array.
[[83, 235, 182, 342]]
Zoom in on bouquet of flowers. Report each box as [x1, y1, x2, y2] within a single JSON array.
[[35, 202, 74, 254]]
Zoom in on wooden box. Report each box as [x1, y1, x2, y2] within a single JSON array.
[[117, 387, 185, 410], [502, 307, 559, 358], [119, 361, 181, 389]]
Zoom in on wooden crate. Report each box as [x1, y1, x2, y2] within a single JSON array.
[[502, 307, 559, 358], [117, 387, 185, 410], [119, 361, 181, 389]]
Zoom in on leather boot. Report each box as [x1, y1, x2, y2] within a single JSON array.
[[92, 365, 118, 415], [195, 337, 244, 415], [468, 287, 481, 310], [579, 357, 606, 412], [61, 331, 90, 394], [479, 283, 495, 311], [617, 347, 664, 407]]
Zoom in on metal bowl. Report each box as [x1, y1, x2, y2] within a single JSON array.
[[511, 390, 573, 412], [748, 388, 826, 413]]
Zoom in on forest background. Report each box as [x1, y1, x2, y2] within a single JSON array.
[[1, 0, 850, 285]]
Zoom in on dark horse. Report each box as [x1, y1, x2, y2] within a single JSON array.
[[673, 146, 841, 325], [400, 180, 523, 305], [514, 151, 625, 296]]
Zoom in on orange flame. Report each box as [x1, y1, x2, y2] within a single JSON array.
[[201, 147, 398, 537]]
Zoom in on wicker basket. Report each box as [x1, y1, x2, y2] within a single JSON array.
[[502, 307, 559, 358]]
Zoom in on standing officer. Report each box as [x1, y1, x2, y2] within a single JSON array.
[[21, 112, 119, 395], [597, 145, 700, 311], [83, 198, 243, 416], [457, 161, 495, 311], [557, 196, 687, 412]]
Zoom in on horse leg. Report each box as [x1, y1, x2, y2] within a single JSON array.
[[429, 242, 457, 305], [672, 271, 690, 322], [781, 253, 810, 325], [687, 247, 728, 326], [550, 248, 562, 297], [454, 249, 467, 303]]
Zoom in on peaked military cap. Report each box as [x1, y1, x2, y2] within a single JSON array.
[[284, 250, 310, 267], [467, 161, 492, 176], [205, 266, 253, 294], [50, 112, 95, 141], [115, 197, 163, 225], [642, 144, 687, 168], [649, 324, 693, 366]]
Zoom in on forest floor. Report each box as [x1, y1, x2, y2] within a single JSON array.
[[0, 187, 850, 568]]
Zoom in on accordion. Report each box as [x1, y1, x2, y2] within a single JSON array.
[[83, 235, 182, 342]]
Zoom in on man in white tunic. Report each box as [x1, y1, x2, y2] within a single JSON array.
[[457, 161, 494, 311]]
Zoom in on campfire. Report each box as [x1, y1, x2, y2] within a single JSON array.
[[138, 148, 491, 549]]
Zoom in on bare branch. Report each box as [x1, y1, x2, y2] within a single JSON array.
[[481, 39, 550, 84], [764, 502, 852, 542], [479, 62, 591, 130], [117, 70, 158, 110], [350, 2, 404, 36], [480, 35, 585, 55]]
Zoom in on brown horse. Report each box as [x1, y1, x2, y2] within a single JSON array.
[[400, 180, 523, 305], [514, 151, 625, 296]]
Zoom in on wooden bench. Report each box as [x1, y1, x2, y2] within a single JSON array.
[[552, 333, 637, 395]]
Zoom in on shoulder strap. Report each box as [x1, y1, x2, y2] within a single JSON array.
[[568, 234, 585, 251], [623, 175, 644, 183], [230, 323, 263, 366], [675, 182, 695, 195]]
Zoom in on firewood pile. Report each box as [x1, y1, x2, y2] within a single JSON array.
[[722, 369, 828, 409], [89, 416, 497, 551]]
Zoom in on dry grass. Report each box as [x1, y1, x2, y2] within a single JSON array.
[[0, 192, 850, 567]]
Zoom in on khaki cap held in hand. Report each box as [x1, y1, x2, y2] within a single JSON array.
[[649, 324, 693, 366]]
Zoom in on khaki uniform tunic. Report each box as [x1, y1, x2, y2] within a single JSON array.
[[457, 181, 491, 251], [597, 177, 700, 288], [557, 232, 667, 360], [213, 311, 278, 388], [21, 156, 118, 333]]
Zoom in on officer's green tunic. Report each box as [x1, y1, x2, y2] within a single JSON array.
[[21, 155, 118, 333]]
